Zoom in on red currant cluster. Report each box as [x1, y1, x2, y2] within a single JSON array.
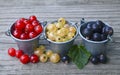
[[12, 15, 43, 39], [8, 48, 39, 64]]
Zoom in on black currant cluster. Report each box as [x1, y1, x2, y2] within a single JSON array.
[[82, 20, 113, 41], [90, 54, 107, 64]]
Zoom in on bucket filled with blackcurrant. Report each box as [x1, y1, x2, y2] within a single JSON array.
[[6, 15, 43, 55], [45, 18, 78, 56], [79, 19, 113, 56]]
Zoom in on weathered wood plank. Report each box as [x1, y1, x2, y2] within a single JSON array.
[[0, 0, 120, 7], [0, 0, 120, 75]]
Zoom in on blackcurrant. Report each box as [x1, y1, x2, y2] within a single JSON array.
[[61, 55, 70, 64], [101, 34, 107, 41], [87, 23, 93, 30], [92, 23, 101, 33], [99, 54, 107, 64], [90, 56, 99, 65], [82, 28, 93, 39], [96, 20, 104, 29], [102, 26, 113, 36], [92, 33, 102, 41]]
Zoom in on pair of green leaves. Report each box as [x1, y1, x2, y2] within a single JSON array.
[[68, 44, 91, 69]]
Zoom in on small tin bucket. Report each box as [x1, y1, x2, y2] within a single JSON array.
[[6, 21, 47, 55], [44, 21, 78, 56], [79, 18, 113, 56]]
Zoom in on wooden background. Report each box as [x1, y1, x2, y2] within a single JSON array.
[[0, 0, 120, 75]]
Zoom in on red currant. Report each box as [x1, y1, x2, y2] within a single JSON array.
[[19, 18, 26, 22], [15, 20, 25, 30], [16, 50, 24, 58], [20, 33, 29, 40], [25, 24, 34, 32], [29, 32, 37, 38], [24, 19, 31, 24], [13, 29, 22, 38], [29, 15, 37, 22], [30, 54, 39, 63], [34, 25, 43, 34], [8, 48, 16, 57], [20, 54, 30, 64], [32, 20, 39, 26]]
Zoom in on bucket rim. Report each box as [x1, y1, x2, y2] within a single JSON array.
[[45, 21, 78, 44], [78, 21, 112, 43]]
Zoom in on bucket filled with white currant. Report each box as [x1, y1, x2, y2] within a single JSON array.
[[6, 15, 43, 55], [79, 18, 114, 56], [45, 18, 78, 56]]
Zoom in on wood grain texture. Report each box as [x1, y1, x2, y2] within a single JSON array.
[[0, 0, 120, 75]]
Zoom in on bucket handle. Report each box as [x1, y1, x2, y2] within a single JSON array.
[[39, 32, 47, 40], [80, 18, 86, 25], [70, 21, 78, 28], [39, 21, 47, 40], [107, 35, 114, 43], [5, 29, 11, 36], [39, 21, 50, 45], [41, 21, 47, 27]]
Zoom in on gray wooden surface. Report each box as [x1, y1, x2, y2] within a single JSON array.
[[0, 0, 120, 75]]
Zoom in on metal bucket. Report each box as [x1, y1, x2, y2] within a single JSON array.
[[6, 21, 47, 55], [44, 21, 78, 56], [79, 18, 113, 56]]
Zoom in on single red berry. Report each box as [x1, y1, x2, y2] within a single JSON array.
[[25, 24, 34, 32], [32, 20, 39, 26], [34, 25, 43, 34], [29, 15, 37, 22], [16, 50, 24, 58], [30, 54, 39, 63], [29, 32, 37, 38], [15, 20, 25, 30], [19, 18, 26, 22], [13, 29, 22, 38], [20, 54, 30, 64], [24, 19, 31, 24], [8, 48, 16, 57], [20, 33, 29, 40]]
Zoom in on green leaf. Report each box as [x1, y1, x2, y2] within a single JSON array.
[[68, 44, 91, 69]]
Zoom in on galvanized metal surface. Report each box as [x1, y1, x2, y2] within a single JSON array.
[[0, 0, 120, 75]]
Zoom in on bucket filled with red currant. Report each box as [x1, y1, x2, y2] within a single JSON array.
[[79, 18, 114, 56], [45, 18, 78, 56], [6, 15, 44, 55]]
